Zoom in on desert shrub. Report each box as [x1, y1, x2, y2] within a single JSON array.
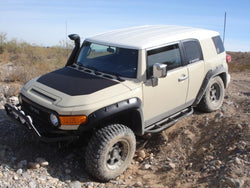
[[227, 52, 250, 72], [0, 34, 72, 83]]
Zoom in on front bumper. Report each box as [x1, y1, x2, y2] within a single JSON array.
[[4, 103, 79, 142]]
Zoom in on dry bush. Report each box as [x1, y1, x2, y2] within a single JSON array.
[[227, 52, 250, 72], [0, 84, 20, 98], [0, 35, 71, 84]]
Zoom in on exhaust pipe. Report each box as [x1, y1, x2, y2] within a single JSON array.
[[65, 34, 80, 67]]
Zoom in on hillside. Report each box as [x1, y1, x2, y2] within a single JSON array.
[[0, 41, 249, 187]]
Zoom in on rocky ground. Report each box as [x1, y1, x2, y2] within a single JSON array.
[[0, 71, 249, 188]]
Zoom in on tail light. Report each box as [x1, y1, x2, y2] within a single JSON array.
[[226, 54, 231, 63]]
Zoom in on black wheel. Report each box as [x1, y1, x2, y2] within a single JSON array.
[[197, 76, 225, 112], [85, 124, 136, 182]]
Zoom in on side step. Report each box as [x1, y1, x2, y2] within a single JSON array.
[[145, 107, 193, 133]]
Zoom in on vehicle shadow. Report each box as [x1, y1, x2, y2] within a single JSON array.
[[0, 108, 94, 183]]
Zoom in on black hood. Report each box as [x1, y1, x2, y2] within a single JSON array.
[[37, 67, 118, 96]]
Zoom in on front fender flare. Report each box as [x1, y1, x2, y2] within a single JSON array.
[[80, 98, 144, 135]]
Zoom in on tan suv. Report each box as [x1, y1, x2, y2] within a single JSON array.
[[5, 25, 230, 181]]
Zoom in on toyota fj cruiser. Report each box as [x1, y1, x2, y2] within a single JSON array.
[[5, 25, 230, 181]]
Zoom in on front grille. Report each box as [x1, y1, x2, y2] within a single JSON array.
[[22, 100, 50, 125], [20, 95, 62, 134]]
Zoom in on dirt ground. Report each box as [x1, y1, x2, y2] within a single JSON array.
[[0, 71, 249, 188], [126, 71, 250, 188]]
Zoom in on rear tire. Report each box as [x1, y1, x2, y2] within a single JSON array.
[[85, 124, 136, 182], [197, 76, 225, 112]]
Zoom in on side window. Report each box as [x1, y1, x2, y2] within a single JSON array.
[[183, 40, 203, 63], [212, 36, 225, 54], [147, 44, 182, 78]]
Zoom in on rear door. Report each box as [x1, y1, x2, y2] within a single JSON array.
[[182, 39, 205, 103]]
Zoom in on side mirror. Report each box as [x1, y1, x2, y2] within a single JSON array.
[[151, 63, 167, 86]]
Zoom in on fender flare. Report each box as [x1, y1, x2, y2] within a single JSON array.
[[193, 65, 228, 106], [80, 98, 144, 135]]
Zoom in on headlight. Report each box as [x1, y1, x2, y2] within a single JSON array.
[[50, 113, 59, 127]]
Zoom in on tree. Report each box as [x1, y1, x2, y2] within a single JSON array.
[[0, 32, 7, 54]]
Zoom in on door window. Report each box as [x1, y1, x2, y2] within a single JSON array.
[[147, 44, 182, 78]]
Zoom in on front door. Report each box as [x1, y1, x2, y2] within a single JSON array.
[[143, 43, 188, 126]]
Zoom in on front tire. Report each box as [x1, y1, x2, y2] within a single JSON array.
[[85, 124, 136, 182], [197, 76, 225, 112]]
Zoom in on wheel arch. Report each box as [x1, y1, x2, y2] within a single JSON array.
[[193, 65, 228, 106], [81, 98, 144, 136]]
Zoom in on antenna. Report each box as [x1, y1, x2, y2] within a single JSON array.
[[65, 21, 68, 55], [223, 12, 227, 44]]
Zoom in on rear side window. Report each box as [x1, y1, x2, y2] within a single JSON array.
[[212, 36, 225, 54], [183, 40, 203, 63]]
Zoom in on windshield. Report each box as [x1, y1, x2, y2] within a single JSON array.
[[77, 42, 138, 78]]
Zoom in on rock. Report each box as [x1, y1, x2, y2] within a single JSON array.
[[65, 169, 71, 174], [134, 181, 143, 187], [8, 96, 19, 105], [13, 175, 18, 180], [16, 169, 23, 175], [85, 182, 94, 188], [215, 112, 223, 119], [234, 157, 241, 165], [21, 172, 30, 179], [137, 150, 146, 159], [35, 157, 49, 167], [137, 157, 144, 162], [39, 175, 47, 181], [165, 162, 175, 170], [204, 116, 209, 126], [224, 176, 244, 188], [237, 141, 247, 150], [165, 157, 172, 162], [28, 162, 40, 169], [110, 180, 119, 184], [118, 179, 126, 185], [98, 183, 105, 188], [214, 160, 222, 166], [236, 124, 243, 130], [68, 181, 81, 188], [142, 164, 151, 170], [221, 106, 227, 113], [197, 147, 207, 155], [209, 144, 214, 150], [17, 160, 27, 168], [29, 181, 37, 188]]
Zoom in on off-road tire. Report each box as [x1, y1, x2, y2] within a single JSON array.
[[85, 124, 136, 182], [197, 76, 225, 112]]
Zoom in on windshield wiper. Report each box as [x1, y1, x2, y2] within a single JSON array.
[[102, 71, 124, 82], [83, 65, 98, 71]]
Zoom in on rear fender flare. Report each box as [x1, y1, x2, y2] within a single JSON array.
[[193, 65, 228, 106]]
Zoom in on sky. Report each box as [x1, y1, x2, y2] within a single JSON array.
[[0, 0, 249, 51]]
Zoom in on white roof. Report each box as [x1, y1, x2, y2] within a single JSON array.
[[85, 25, 219, 50]]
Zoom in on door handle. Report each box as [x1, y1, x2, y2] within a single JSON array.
[[178, 75, 189, 82]]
